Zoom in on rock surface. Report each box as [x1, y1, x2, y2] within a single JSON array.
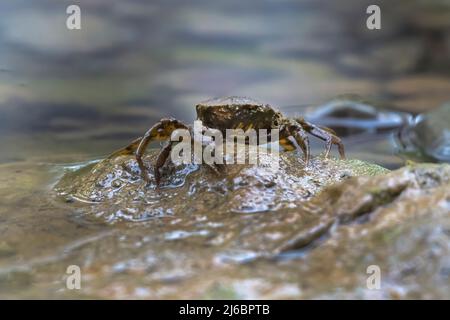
[[1, 150, 448, 299], [55, 150, 387, 223], [48, 149, 450, 298]]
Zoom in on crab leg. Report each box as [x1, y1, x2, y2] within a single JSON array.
[[279, 124, 310, 165], [107, 137, 143, 158], [289, 123, 311, 165], [135, 118, 189, 183], [296, 118, 345, 159], [153, 141, 173, 186]]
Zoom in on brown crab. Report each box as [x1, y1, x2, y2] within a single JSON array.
[[111, 96, 345, 185]]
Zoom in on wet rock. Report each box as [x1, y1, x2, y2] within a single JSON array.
[[52, 149, 388, 260], [2, 150, 449, 298], [398, 102, 450, 162], [298, 163, 450, 298], [315, 163, 450, 224], [54, 149, 387, 224], [148, 162, 450, 299]]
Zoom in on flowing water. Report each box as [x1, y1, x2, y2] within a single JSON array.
[[0, 0, 449, 298]]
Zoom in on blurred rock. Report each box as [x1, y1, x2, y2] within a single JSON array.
[[398, 102, 450, 162], [302, 97, 411, 136]]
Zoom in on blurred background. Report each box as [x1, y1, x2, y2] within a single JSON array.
[[0, 0, 449, 164]]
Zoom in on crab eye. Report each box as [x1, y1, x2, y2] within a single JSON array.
[[273, 120, 279, 126]]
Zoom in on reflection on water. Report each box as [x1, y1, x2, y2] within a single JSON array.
[[0, 0, 450, 299]]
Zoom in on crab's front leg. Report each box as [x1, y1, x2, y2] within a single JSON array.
[[199, 125, 225, 175], [279, 120, 311, 165], [296, 118, 345, 159], [153, 141, 174, 186], [135, 118, 190, 183], [107, 137, 144, 159]]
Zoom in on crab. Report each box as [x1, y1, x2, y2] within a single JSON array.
[[110, 96, 345, 186]]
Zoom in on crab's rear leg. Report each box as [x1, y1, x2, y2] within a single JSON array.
[[135, 118, 190, 184], [296, 118, 345, 159]]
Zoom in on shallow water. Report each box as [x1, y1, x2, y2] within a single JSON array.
[[0, 0, 449, 298]]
